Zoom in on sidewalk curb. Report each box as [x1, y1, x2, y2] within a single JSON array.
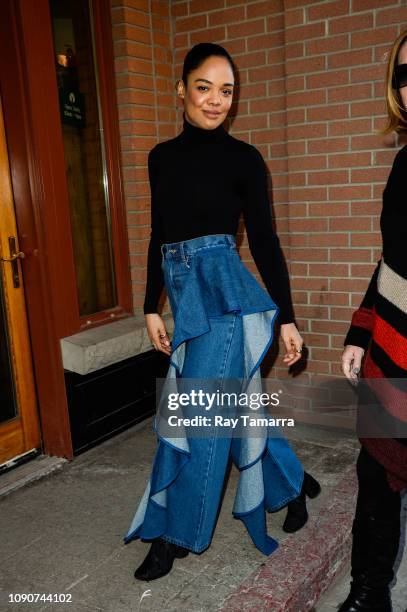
[[222, 465, 357, 611]]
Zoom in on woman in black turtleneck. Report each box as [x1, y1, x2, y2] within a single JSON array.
[[127, 43, 321, 582]]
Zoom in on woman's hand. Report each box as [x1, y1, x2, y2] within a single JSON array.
[[281, 323, 303, 367], [342, 345, 365, 383], [145, 313, 171, 356]]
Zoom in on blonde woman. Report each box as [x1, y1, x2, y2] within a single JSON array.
[[340, 30, 407, 612]]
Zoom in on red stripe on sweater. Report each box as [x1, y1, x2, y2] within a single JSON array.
[[373, 314, 407, 371], [351, 306, 374, 332], [363, 350, 407, 423], [360, 437, 407, 492]]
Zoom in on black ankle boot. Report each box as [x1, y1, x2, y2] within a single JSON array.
[[134, 537, 189, 581], [337, 515, 399, 611], [282, 471, 321, 533], [338, 584, 391, 611]]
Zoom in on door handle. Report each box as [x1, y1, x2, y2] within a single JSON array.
[[1, 251, 25, 261], [1, 236, 26, 288]]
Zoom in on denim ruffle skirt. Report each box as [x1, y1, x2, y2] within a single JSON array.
[[124, 234, 304, 555]]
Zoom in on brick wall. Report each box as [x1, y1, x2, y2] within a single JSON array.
[[111, 0, 177, 314], [112, 0, 407, 377]]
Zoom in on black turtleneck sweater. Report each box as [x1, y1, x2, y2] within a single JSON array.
[[143, 114, 294, 324]]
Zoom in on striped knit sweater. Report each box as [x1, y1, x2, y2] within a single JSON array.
[[344, 143, 407, 493]]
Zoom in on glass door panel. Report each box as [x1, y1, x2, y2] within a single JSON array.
[[49, 0, 117, 316]]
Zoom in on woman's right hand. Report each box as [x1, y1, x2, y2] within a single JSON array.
[[341, 344, 365, 383], [145, 313, 171, 356]]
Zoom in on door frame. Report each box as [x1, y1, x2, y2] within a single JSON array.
[[0, 0, 74, 459]]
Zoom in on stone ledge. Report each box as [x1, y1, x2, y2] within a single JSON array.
[[60, 314, 174, 375], [222, 465, 357, 612]]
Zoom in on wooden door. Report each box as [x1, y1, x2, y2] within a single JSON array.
[[0, 96, 41, 464]]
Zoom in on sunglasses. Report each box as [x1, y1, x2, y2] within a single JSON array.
[[392, 63, 407, 89]]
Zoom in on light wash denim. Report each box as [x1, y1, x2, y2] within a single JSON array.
[[124, 234, 304, 555]]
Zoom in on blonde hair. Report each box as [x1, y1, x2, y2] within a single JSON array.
[[382, 29, 407, 134]]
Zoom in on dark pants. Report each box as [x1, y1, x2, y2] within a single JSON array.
[[351, 445, 402, 589]]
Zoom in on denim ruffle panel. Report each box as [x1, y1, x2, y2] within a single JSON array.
[[124, 234, 304, 555]]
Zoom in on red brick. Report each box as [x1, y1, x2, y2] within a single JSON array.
[[309, 233, 349, 247], [250, 64, 285, 82], [112, 11, 150, 29], [328, 83, 372, 103], [189, 26, 226, 44], [289, 187, 328, 202], [307, 104, 349, 122], [306, 34, 349, 56], [290, 248, 329, 262], [350, 233, 382, 247], [308, 138, 349, 154], [286, 76, 305, 93], [351, 99, 386, 118], [309, 263, 348, 277], [151, 14, 170, 34], [290, 155, 327, 171], [330, 248, 372, 262], [118, 106, 156, 121], [209, 6, 245, 26], [222, 38, 246, 55], [152, 29, 171, 45], [311, 348, 343, 362], [302, 333, 330, 348], [307, 70, 349, 90], [328, 185, 371, 200], [177, 14, 207, 32], [248, 32, 285, 52], [285, 21, 325, 43], [307, 170, 349, 185], [247, 1, 282, 18], [113, 21, 151, 43], [350, 167, 389, 183], [236, 50, 267, 69], [114, 40, 152, 60], [328, 48, 373, 69], [267, 13, 285, 32], [294, 305, 330, 320], [309, 202, 349, 216], [171, 2, 188, 17], [119, 135, 157, 152], [374, 149, 398, 165], [291, 218, 328, 232], [329, 13, 373, 35], [329, 217, 371, 231], [288, 89, 327, 107], [115, 56, 152, 74], [312, 320, 349, 334], [189, 0, 223, 13], [308, 0, 350, 21], [328, 152, 371, 168], [285, 8, 304, 27], [350, 201, 381, 216], [328, 118, 371, 137], [353, 0, 395, 11], [351, 26, 398, 50], [350, 64, 384, 84], [310, 291, 350, 306], [376, 6, 407, 27], [286, 42, 304, 59], [351, 264, 376, 277], [287, 108, 306, 124], [228, 19, 265, 37], [351, 134, 385, 150]]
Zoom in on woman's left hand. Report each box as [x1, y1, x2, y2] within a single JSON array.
[[280, 323, 304, 367]]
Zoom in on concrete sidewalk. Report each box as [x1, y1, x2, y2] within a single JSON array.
[[0, 419, 404, 611]]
